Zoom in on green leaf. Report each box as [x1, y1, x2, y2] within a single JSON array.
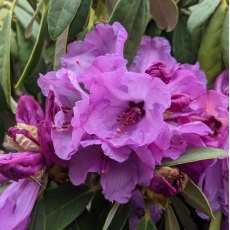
[[197, 1, 228, 87], [221, 8, 229, 69], [165, 203, 180, 230], [0, 182, 10, 194], [145, 20, 162, 37], [103, 203, 120, 230], [69, 0, 92, 38], [187, 0, 220, 33], [47, 0, 82, 40], [150, 0, 178, 32], [14, 4, 40, 41], [172, 16, 196, 64], [161, 147, 228, 167], [65, 210, 93, 230], [103, 203, 129, 230], [15, 3, 48, 88], [209, 210, 222, 230], [53, 26, 69, 70], [29, 198, 46, 230], [181, 179, 214, 218], [109, 0, 149, 63], [170, 196, 198, 230], [0, 8, 12, 110], [44, 184, 93, 230], [136, 216, 157, 230]]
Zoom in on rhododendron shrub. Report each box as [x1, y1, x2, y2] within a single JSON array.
[[0, 0, 228, 229]]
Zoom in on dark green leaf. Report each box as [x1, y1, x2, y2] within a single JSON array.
[[15, 3, 48, 88], [179, 0, 198, 8], [103, 203, 129, 230], [161, 147, 228, 167], [136, 216, 157, 230], [47, 0, 82, 40], [165, 203, 180, 230], [65, 210, 93, 230], [181, 179, 214, 218], [170, 196, 198, 230], [29, 198, 46, 230], [109, 0, 149, 63], [53, 26, 69, 70], [187, 0, 220, 33], [150, 0, 178, 32], [209, 210, 222, 230], [0, 8, 12, 110], [44, 184, 93, 230], [197, 1, 228, 87], [221, 8, 229, 69], [172, 17, 196, 63], [0, 182, 10, 194], [69, 0, 92, 38], [145, 20, 162, 37]]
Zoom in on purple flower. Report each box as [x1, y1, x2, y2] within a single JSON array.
[[73, 70, 170, 148], [61, 22, 127, 74], [0, 179, 40, 230], [214, 70, 229, 96], [69, 139, 155, 203]]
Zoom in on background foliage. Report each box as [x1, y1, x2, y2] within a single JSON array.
[[0, 0, 228, 229]]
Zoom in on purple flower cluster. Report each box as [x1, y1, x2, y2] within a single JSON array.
[[0, 22, 228, 229]]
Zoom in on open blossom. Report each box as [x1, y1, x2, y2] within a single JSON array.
[[0, 94, 58, 230]]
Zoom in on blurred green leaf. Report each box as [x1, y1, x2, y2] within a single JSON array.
[[0, 8, 12, 110], [10, 29, 18, 59], [69, 0, 92, 38], [44, 184, 93, 230], [136, 216, 157, 230], [109, 0, 149, 64], [145, 20, 162, 37], [14, 4, 39, 41], [209, 210, 222, 230], [172, 16, 196, 63], [53, 26, 69, 70], [15, 3, 48, 88], [161, 147, 228, 167], [198, 0, 227, 87], [29, 198, 46, 230], [179, 0, 198, 8], [165, 203, 180, 230], [0, 182, 10, 194], [65, 210, 94, 230], [181, 179, 214, 219], [103, 203, 129, 230], [47, 0, 82, 40], [150, 0, 178, 32], [187, 0, 220, 33], [221, 8, 229, 69], [171, 196, 198, 230]]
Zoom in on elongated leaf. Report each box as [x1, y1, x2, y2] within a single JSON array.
[[187, 0, 220, 33], [15, 3, 48, 88], [53, 26, 69, 70], [109, 0, 149, 63], [14, 5, 39, 41], [65, 210, 93, 230], [221, 8, 229, 69], [198, 1, 228, 87], [150, 0, 178, 32], [69, 0, 92, 38], [170, 196, 198, 230], [136, 216, 157, 230], [103, 203, 120, 230], [181, 179, 214, 218], [165, 203, 180, 230], [29, 198, 46, 230], [0, 8, 12, 110], [161, 147, 228, 167], [44, 184, 93, 230], [172, 17, 196, 64], [209, 210, 222, 230], [47, 0, 81, 40], [106, 203, 129, 230]]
